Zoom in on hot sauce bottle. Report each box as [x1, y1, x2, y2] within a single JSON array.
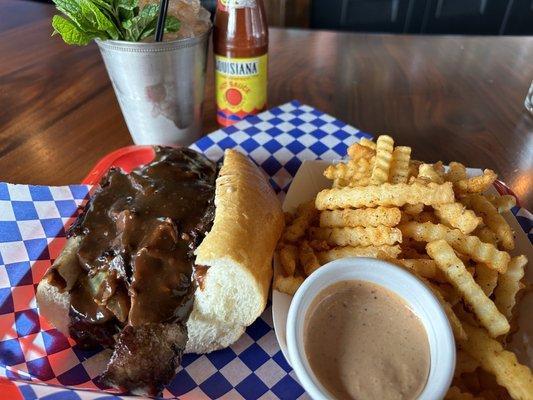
[[213, 0, 268, 126]]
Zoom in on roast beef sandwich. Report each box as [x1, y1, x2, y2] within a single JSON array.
[[36, 147, 283, 395]]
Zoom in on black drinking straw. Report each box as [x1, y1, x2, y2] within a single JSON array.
[[155, 0, 170, 42]]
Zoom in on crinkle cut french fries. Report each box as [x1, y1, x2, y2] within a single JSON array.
[[273, 135, 530, 400]]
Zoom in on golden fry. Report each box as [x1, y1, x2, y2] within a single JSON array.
[[310, 226, 402, 247], [408, 159, 422, 179], [325, 157, 373, 187], [463, 194, 514, 250], [456, 251, 471, 265], [370, 135, 394, 185], [434, 203, 482, 234], [283, 211, 294, 226], [400, 221, 510, 273], [494, 255, 527, 319], [433, 161, 445, 178], [299, 241, 321, 276], [389, 146, 411, 184], [323, 160, 355, 181], [403, 203, 424, 215], [475, 263, 498, 297], [324, 162, 347, 181], [347, 142, 375, 161], [454, 169, 497, 195], [418, 163, 444, 183], [273, 274, 304, 296], [455, 350, 480, 377], [349, 176, 371, 187], [454, 303, 480, 328], [436, 283, 462, 306], [423, 278, 467, 341], [283, 200, 318, 242], [413, 211, 439, 224], [459, 323, 533, 400], [426, 240, 509, 337], [354, 156, 374, 179], [278, 244, 298, 276], [358, 137, 376, 150], [319, 207, 401, 228], [476, 370, 511, 400], [308, 239, 330, 251], [473, 226, 498, 245], [445, 161, 467, 183], [332, 177, 349, 188], [485, 194, 516, 214], [317, 245, 401, 264], [395, 259, 447, 282], [343, 157, 374, 187], [315, 182, 455, 210]]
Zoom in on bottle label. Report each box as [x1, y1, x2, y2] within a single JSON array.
[[215, 54, 267, 126], [218, 0, 256, 11]]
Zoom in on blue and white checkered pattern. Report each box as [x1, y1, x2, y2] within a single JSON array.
[[0, 100, 531, 400], [190, 101, 372, 195]]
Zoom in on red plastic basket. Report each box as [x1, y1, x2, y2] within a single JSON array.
[[82, 146, 155, 185]]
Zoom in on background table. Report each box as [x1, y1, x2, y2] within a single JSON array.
[[1, 0, 532, 208]]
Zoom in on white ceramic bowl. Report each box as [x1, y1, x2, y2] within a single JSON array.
[[286, 257, 456, 400]]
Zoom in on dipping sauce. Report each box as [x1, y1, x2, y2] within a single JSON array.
[[304, 280, 430, 400]]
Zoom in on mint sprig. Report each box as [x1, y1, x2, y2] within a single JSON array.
[[51, 0, 180, 45]]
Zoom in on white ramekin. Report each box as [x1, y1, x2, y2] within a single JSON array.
[[286, 257, 455, 400]]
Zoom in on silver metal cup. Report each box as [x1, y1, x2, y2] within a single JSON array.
[[96, 30, 210, 146]]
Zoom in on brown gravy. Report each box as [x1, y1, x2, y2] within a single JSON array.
[[304, 280, 430, 400], [47, 146, 218, 395]]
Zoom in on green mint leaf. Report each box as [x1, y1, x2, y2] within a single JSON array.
[[122, 3, 158, 41], [118, 9, 135, 23], [115, 0, 137, 22], [133, 8, 181, 41], [115, 0, 137, 11], [52, 0, 91, 31], [52, 0, 123, 42], [88, 0, 113, 13], [52, 0, 109, 39], [137, 4, 160, 39], [138, 3, 159, 20], [88, 0, 125, 38], [52, 14, 93, 45], [78, 0, 120, 39], [138, 14, 180, 41], [164, 15, 180, 33], [121, 17, 142, 41]]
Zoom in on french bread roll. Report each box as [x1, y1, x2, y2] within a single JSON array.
[[186, 149, 284, 353], [37, 148, 283, 357]]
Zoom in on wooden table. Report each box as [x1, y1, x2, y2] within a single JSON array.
[[1, 0, 532, 209]]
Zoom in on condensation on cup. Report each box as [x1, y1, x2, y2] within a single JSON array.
[[96, 0, 212, 146]]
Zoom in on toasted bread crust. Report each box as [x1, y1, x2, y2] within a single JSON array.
[[194, 149, 283, 317]]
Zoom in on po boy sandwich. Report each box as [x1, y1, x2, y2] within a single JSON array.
[[36, 147, 283, 395]]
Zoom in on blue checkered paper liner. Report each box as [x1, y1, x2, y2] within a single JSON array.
[[1, 101, 532, 400]]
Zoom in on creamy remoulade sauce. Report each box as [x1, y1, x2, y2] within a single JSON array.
[[304, 280, 430, 400]]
